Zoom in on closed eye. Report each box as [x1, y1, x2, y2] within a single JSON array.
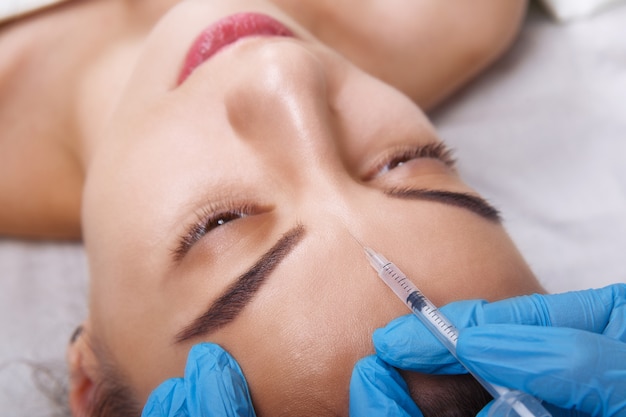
[[173, 202, 258, 262], [368, 142, 455, 179]]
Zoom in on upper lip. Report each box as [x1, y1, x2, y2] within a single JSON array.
[[177, 12, 294, 85]]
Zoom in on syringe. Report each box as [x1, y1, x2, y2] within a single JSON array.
[[363, 247, 551, 417]]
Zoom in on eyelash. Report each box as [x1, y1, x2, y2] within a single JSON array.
[[371, 142, 455, 178], [174, 202, 257, 261], [173, 143, 454, 259]]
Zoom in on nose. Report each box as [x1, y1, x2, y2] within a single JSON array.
[[223, 41, 342, 177]]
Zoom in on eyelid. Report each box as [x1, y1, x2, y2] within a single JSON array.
[[173, 201, 260, 262], [365, 142, 456, 181]]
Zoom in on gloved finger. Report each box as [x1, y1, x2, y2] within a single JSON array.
[[481, 284, 626, 340], [457, 324, 626, 417], [372, 295, 582, 374], [350, 355, 423, 417], [373, 298, 496, 375], [142, 378, 188, 417], [185, 343, 256, 417], [374, 285, 626, 375], [373, 313, 467, 375]]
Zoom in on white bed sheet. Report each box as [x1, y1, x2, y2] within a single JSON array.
[[1, 3, 625, 415], [430, 2, 626, 293]]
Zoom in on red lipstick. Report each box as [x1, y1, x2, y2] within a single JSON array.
[[178, 12, 294, 85]]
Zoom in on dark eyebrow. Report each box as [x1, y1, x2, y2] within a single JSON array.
[[175, 224, 306, 344], [386, 188, 501, 222]]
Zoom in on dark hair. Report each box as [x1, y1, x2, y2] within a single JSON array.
[[81, 373, 488, 417], [37, 357, 488, 417], [84, 331, 142, 417], [31, 357, 141, 417], [401, 370, 492, 417], [86, 369, 141, 417], [34, 327, 141, 417], [37, 328, 487, 417], [82, 346, 487, 417]]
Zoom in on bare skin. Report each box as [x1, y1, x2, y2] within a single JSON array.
[[0, 0, 527, 239]]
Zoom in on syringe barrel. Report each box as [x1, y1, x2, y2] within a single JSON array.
[[378, 262, 459, 352], [369, 251, 552, 417], [406, 290, 459, 350]]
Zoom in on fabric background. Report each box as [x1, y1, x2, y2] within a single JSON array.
[[0, 0, 70, 23]]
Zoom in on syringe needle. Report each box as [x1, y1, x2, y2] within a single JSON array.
[[363, 247, 388, 271], [362, 246, 552, 417], [347, 232, 387, 270]]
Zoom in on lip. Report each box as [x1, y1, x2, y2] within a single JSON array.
[[178, 12, 294, 85]]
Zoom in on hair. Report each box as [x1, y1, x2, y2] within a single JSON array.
[[35, 327, 142, 417], [82, 366, 489, 417], [36, 328, 488, 417], [36, 363, 489, 417], [85, 373, 489, 417], [32, 358, 140, 417], [83, 330, 142, 417], [402, 371, 492, 417], [85, 370, 141, 417], [47, 356, 488, 417]]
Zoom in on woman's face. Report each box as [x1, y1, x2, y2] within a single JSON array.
[[81, 0, 541, 415]]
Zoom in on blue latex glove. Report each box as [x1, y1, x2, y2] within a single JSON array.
[[350, 284, 626, 417], [142, 343, 256, 417]]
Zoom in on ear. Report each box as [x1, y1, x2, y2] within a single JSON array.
[[66, 322, 99, 417]]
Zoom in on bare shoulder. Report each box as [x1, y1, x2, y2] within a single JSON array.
[[0, 0, 179, 240], [0, 0, 96, 240], [0, 28, 83, 240], [273, 0, 528, 109], [0, 138, 83, 240]]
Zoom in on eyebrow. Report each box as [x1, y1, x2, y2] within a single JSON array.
[[175, 224, 306, 344], [386, 188, 501, 222], [174, 189, 495, 343]]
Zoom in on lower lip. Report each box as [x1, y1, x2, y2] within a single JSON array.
[[178, 12, 294, 85]]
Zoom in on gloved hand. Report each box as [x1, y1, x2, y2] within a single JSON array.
[[350, 284, 626, 417], [142, 343, 256, 417]]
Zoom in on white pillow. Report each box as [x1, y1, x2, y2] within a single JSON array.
[[0, 0, 69, 23], [539, 0, 626, 21]]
